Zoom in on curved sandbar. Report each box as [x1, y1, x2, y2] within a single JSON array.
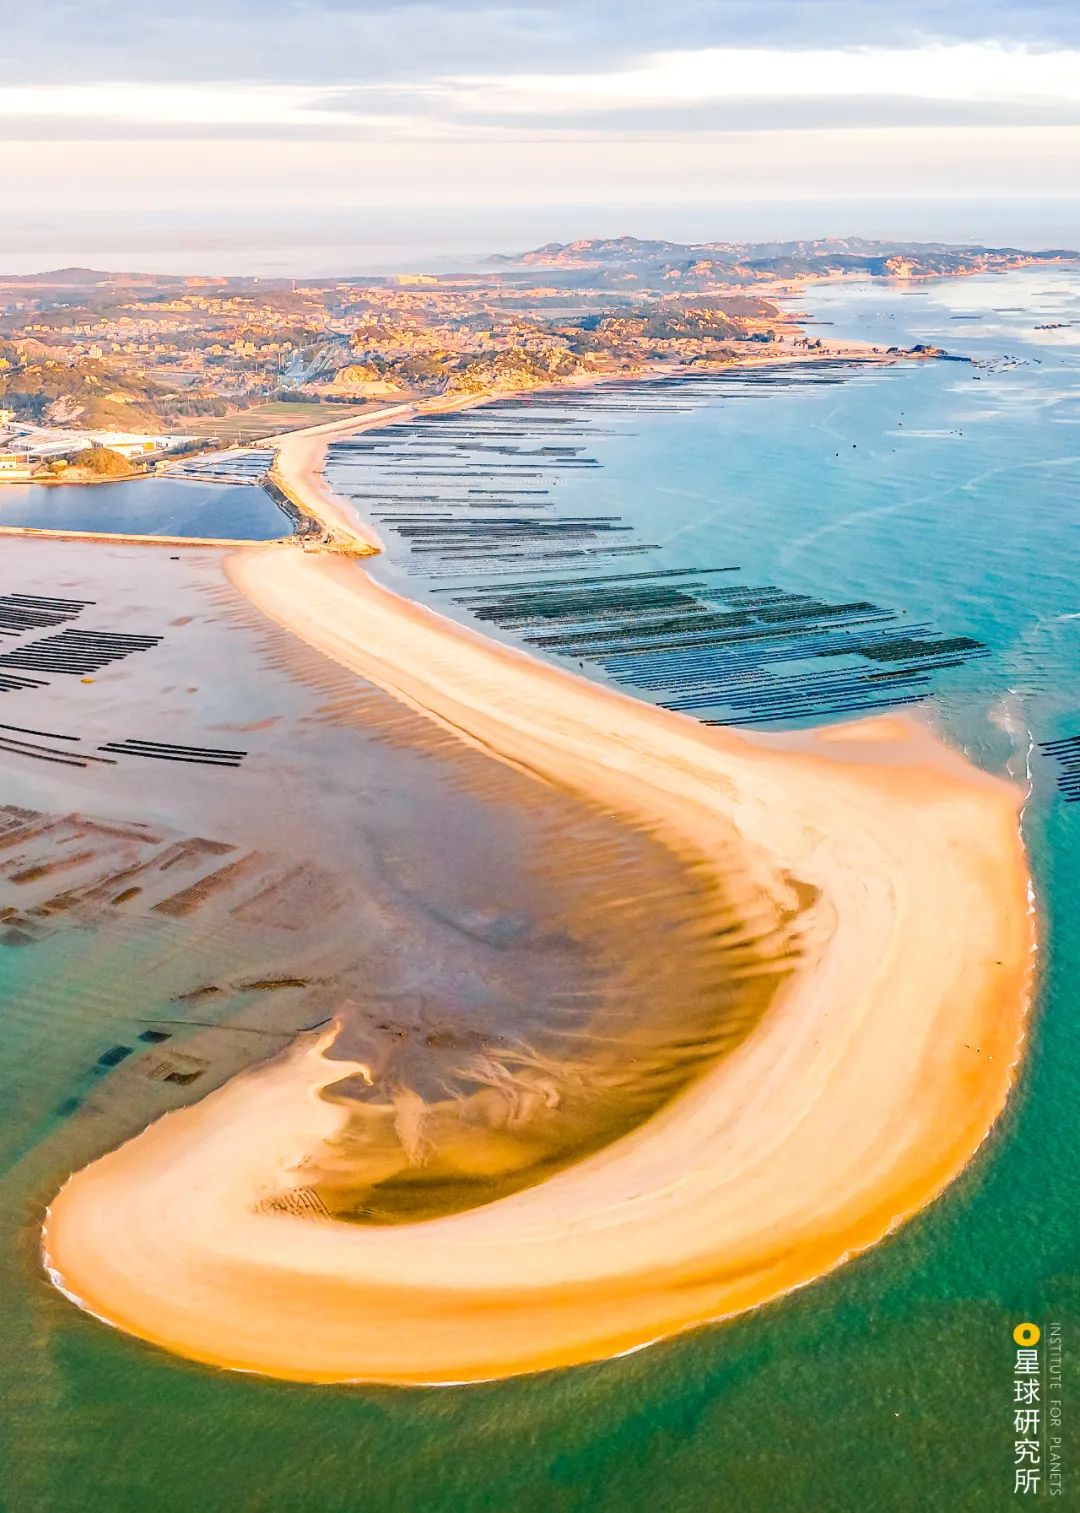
[[266, 406, 408, 548], [44, 531, 1034, 1383]]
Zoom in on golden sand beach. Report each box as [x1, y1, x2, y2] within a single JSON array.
[[42, 394, 1034, 1387]]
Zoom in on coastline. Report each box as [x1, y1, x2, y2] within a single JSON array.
[[262, 338, 932, 553], [0, 331, 924, 512], [41, 389, 1037, 1386]]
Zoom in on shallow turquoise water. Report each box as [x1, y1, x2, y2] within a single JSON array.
[[3, 270, 1079, 1511], [360, 266, 1080, 776]]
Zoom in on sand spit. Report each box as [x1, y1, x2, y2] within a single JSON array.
[[43, 528, 1034, 1385]]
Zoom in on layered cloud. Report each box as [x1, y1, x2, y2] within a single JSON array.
[[9, 1, 1080, 85], [6, 6, 1080, 214]]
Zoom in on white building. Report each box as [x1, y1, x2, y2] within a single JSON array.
[[1, 425, 195, 464], [0, 450, 34, 481]]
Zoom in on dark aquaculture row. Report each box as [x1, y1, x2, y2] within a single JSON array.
[[55, 1029, 198, 1122], [328, 396, 655, 573], [0, 720, 123, 769], [326, 370, 988, 727], [1039, 735, 1080, 803], [100, 738, 246, 769], [0, 628, 162, 678], [0, 586, 247, 771], [443, 571, 983, 726], [0, 719, 245, 773], [0, 594, 159, 691], [324, 370, 844, 575], [0, 592, 93, 636]]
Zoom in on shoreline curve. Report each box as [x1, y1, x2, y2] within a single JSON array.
[[41, 410, 1036, 1387]]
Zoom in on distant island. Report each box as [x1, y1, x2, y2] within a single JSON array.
[[490, 234, 1079, 286]]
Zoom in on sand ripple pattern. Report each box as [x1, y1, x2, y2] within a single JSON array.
[[42, 538, 1033, 1385]]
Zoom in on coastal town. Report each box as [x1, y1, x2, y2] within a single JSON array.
[[1, 235, 1066, 481]]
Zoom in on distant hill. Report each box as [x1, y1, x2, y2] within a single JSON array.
[[0, 350, 164, 429], [490, 236, 1079, 287], [0, 268, 241, 292], [0, 267, 122, 287]]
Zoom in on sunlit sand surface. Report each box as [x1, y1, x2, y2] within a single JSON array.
[[42, 522, 1034, 1384]]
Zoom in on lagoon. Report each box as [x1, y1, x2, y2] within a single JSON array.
[[0, 475, 289, 541]]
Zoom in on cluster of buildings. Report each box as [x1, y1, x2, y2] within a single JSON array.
[[0, 414, 192, 482], [0, 268, 802, 441]]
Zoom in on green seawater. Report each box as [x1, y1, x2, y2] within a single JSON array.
[[3, 270, 1080, 1511]]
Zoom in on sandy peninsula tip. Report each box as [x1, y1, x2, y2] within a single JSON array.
[[42, 496, 1035, 1383]]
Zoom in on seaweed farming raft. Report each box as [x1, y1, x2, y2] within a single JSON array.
[[1039, 735, 1080, 804], [437, 570, 985, 726], [326, 372, 988, 727]]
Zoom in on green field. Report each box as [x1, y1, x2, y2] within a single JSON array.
[[181, 398, 380, 443]]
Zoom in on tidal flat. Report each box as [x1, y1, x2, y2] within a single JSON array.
[[3, 267, 1079, 1508]]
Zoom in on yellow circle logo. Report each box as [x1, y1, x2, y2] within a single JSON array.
[[1014, 1323, 1041, 1346]]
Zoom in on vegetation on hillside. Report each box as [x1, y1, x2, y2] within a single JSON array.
[[0, 353, 162, 429], [64, 446, 137, 477]]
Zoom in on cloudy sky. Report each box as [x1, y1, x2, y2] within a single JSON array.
[[5, 1, 1080, 267]]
